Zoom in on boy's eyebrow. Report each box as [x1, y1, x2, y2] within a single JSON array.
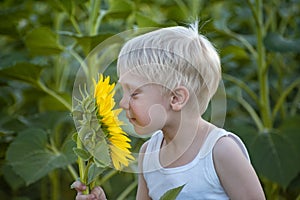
[[118, 78, 138, 86], [117, 80, 135, 89]]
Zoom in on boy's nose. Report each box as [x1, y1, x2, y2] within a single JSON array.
[[119, 96, 129, 110]]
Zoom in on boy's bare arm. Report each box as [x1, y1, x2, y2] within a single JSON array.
[[136, 141, 151, 200], [213, 136, 265, 200]]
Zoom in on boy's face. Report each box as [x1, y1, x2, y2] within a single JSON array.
[[118, 69, 170, 135]]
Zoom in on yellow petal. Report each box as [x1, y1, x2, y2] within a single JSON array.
[[93, 73, 134, 170]]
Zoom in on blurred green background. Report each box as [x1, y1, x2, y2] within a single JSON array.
[[0, 0, 299, 199]]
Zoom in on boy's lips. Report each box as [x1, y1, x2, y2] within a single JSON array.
[[129, 118, 136, 123], [126, 114, 136, 123]]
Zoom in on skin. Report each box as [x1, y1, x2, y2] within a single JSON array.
[[213, 137, 266, 200], [118, 71, 170, 135], [73, 71, 265, 200], [72, 181, 107, 200]]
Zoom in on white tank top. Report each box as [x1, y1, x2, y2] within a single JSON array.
[[143, 127, 250, 200]]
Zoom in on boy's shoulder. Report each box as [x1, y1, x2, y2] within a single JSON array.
[[212, 129, 250, 161], [139, 140, 149, 154], [195, 127, 249, 159], [139, 130, 163, 154]]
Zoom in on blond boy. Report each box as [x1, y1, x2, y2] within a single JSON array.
[[73, 24, 265, 200]]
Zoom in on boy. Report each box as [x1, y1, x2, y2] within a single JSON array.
[[73, 24, 265, 200]]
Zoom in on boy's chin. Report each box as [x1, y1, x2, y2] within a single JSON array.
[[133, 126, 159, 137]]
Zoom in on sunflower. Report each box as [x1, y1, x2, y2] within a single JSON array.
[[93, 74, 134, 170]]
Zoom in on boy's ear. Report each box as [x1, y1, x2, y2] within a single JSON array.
[[170, 86, 189, 111]]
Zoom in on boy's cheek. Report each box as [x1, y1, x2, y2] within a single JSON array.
[[137, 104, 168, 128], [148, 104, 167, 123]]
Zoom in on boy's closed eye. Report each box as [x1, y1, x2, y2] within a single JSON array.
[[130, 87, 144, 98], [130, 92, 138, 97], [130, 89, 141, 99]]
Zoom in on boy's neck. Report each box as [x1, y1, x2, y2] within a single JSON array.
[[161, 116, 212, 146], [159, 116, 214, 168]]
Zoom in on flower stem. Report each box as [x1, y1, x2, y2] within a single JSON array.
[[37, 80, 71, 111], [223, 74, 259, 105], [272, 78, 300, 119], [98, 169, 118, 185], [70, 15, 82, 35], [116, 179, 138, 200], [77, 135, 89, 194], [67, 165, 78, 180], [255, 0, 272, 129], [89, 0, 101, 35]]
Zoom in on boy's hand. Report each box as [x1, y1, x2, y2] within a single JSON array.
[[71, 181, 107, 200]]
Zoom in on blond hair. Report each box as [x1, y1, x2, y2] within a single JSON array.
[[117, 24, 221, 114]]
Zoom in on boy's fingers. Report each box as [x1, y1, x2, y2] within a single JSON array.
[[75, 194, 96, 200], [72, 182, 106, 200], [91, 186, 107, 200], [71, 180, 87, 192]]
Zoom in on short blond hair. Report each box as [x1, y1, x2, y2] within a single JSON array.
[[117, 24, 221, 114]]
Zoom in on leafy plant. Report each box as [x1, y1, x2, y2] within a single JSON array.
[[0, 0, 299, 199], [211, 0, 300, 199], [160, 185, 185, 200]]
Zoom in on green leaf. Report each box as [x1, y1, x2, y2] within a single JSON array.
[[0, 62, 43, 86], [61, 138, 77, 163], [72, 33, 116, 55], [264, 32, 300, 53], [212, 2, 231, 31], [93, 141, 111, 168], [135, 12, 163, 28], [87, 163, 105, 185], [280, 116, 300, 156], [0, 85, 16, 107], [165, 6, 188, 22], [236, 116, 300, 188], [94, 158, 109, 168], [0, 5, 29, 36], [73, 147, 92, 161], [24, 111, 73, 131], [72, 132, 78, 142], [6, 128, 75, 185], [104, 0, 133, 19], [39, 94, 71, 111], [160, 184, 185, 200], [0, 114, 27, 135], [2, 163, 25, 191], [24, 27, 64, 56], [109, 0, 133, 12], [58, 0, 74, 16], [221, 45, 248, 61], [249, 130, 300, 188]]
